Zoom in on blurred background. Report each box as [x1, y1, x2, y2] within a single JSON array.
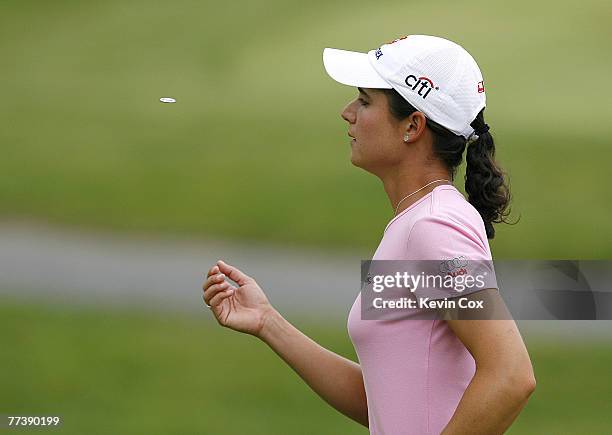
[[1, 0, 611, 433]]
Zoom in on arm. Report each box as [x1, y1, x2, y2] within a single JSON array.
[[203, 260, 369, 428], [440, 291, 536, 434], [259, 309, 369, 427]]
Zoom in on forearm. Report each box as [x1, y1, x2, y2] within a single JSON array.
[[441, 368, 535, 434], [258, 309, 368, 427]]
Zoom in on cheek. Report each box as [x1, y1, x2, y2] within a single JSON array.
[[357, 112, 395, 148], [356, 112, 381, 143]]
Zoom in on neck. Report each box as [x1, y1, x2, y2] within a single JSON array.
[[381, 169, 452, 216]]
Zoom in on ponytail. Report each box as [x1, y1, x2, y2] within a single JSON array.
[[383, 89, 513, 239], [465, 109, 512, 239]]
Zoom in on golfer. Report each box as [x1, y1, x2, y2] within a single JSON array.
[[203, 35, 535, 434]]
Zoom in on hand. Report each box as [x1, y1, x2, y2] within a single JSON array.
[[202, 260, 275, 337]]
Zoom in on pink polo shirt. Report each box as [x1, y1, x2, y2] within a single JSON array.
[[347, 184, 493, 435]]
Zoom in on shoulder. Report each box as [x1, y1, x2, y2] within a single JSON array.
[[405, 194, 491, 261], [375, 185, 491, 261], [430, 185, 485, 231]]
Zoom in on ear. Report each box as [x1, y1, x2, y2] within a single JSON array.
[[405, 112, 428, 141]]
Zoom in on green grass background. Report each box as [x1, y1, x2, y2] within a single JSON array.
[[2, 1, 612, 433], [1, 0, 611, 257], [2, 300, 611, 435]]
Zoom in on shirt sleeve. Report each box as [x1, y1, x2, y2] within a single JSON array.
[[404, 216, 496, 299], [405, 215, 491, 261]]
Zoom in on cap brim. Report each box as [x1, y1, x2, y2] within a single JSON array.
[[323, 48, 392, 89]]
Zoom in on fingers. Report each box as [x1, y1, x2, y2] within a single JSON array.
[[207, 284, 236, 307], [216, 260, 252, 286], [206, 264, 220, 278], [203, 280, 231, 305], [203, 272, 226, 292], [202, 260, 248, 310]]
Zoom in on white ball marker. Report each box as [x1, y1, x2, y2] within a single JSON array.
[[160, 97, 176, 103]]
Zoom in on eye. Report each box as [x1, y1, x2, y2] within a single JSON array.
[[358, 97, 369, 106]]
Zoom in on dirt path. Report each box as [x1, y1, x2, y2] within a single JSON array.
[[1, 221, 610, 340], [0, 221, 365, 316]]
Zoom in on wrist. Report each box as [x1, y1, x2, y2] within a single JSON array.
[[256, 306, 283, 342]]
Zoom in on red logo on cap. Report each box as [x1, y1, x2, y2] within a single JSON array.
[[386, 36, 408, 45], [477, 81, 485, 93], [405, 74, 439, 99]]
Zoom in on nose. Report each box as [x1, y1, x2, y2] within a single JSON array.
[[341, 100, 357, 124]]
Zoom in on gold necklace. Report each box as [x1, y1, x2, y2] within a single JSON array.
[[394, 179, 450, 216]]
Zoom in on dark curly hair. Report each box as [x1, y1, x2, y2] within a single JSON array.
[[383, 89, 513, 239]]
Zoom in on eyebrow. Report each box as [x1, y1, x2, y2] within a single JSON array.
[[357, 87, 371, 98]]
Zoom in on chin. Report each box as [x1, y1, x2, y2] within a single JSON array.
[[350, 153, 382, 176], [349, 150, 361, 167], [350, 154, 368, 171]]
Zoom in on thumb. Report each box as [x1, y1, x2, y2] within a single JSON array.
[[216, 260, 253, 286]]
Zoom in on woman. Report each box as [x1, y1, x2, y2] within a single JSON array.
[[203, 35, 535, 434]]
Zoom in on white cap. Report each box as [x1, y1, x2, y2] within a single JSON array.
[[323, 35, 486, 139]]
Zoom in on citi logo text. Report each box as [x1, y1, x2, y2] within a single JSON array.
[[404, 74, 439, 99]]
